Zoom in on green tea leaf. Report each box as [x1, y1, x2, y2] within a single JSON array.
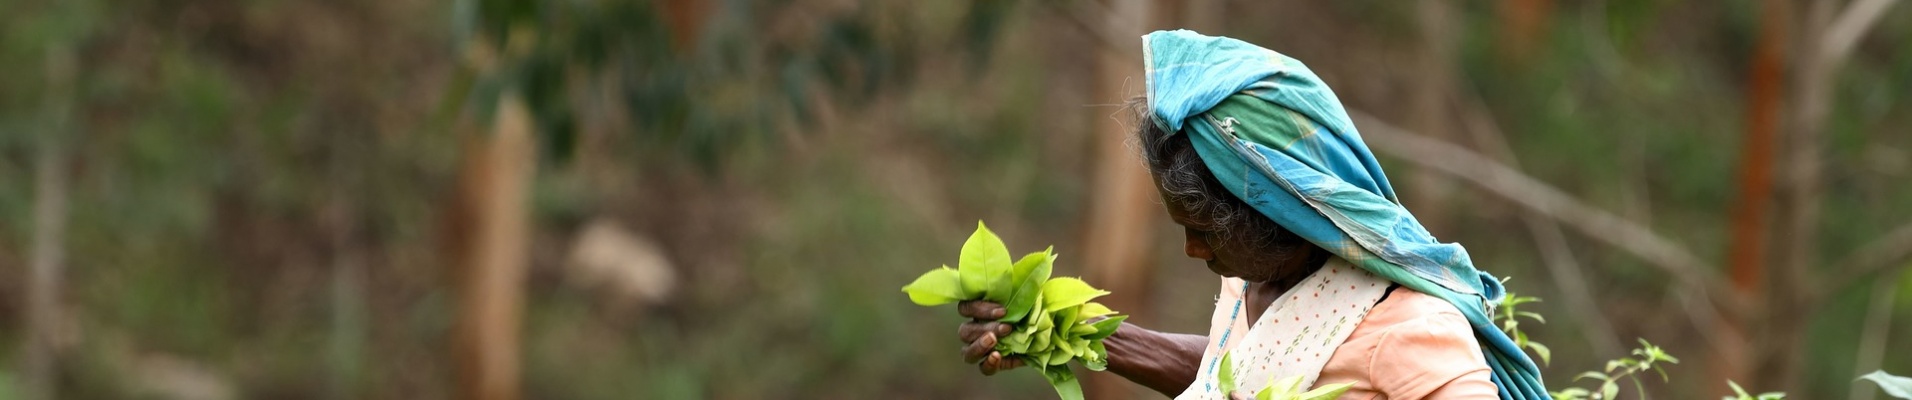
[[959, 221, 1012, 300], [1000, 331, 1031, 354], [1076, 302, 1114, 320], [1218, 352, 1237, 395], [1267, 375, 1302, 398], [1041, 277, 1110, 312], [1046, 347, 1072, 365], [900, 267, 967, 306], [1528, 341, 1552, 366], [1083, 315, 1126, 340], [1055, 306, 1081, 336], [1084, 341, 1109, 371], [1859, 370, 1912, 399], [1002, 249, 1055, 322], [1070, 324, 1098, 336], [1298, 381, 1355, 400], [1085, 356, 1108, 372], [1042, 365, 1084, 400]]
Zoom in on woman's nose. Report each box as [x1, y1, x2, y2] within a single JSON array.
[[1183, 228, 1214, 261]]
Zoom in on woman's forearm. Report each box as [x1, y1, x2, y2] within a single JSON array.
[[1101, 322, 1208, 396]]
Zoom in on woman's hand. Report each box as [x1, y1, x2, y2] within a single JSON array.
[[957, 300, 1025, 375]]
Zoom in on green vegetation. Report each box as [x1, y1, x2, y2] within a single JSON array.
[[1723, 380, 1786, 400], [902, 222, 1125, 400], [1550, 339, 1682, 400], [1214, 351, 1354, 400], [5, 0, 1911, 398], [1859, 370, 1912, 399], [1495, 281, 1552, 366]]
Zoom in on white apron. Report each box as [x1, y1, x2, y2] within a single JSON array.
[[1175, 258, 1390, 399]]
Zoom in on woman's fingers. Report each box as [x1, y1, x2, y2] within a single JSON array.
[[979, 352, 1025, 375], [961, 332, 998, 363], [958, 321, 1014, 343], [956, 301, 1018, 374], [958, 300, 1006, 320]]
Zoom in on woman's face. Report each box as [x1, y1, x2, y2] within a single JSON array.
[[1155, 183, 1320, 284]]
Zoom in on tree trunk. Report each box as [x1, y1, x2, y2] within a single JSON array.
[[1496, 0, 1554, 62], [23, 42, 75, 400], [450, 95, 537, 400], [1405, 0, 1461, 234], [1720, 0, 1790, 388], [1759, 0, 1843, 393], [1080, 0, 1154, 398], [326, 134, 367, 400]]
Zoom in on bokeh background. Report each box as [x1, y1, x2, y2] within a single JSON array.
[[2, 0, 1911, 399]]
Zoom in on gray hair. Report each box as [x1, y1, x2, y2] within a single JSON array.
[[1127, 97, 1296, 251]]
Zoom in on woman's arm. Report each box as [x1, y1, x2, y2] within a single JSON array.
[[959, 302, 1209, 396], [1102, 322, 1208, 396]]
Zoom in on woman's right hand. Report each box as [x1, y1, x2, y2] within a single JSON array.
[[957, 300, 1024, 375]]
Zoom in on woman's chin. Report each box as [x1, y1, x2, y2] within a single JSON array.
[[1204, 263, 1241, 279]]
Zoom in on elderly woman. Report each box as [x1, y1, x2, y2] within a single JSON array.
[[954, 31, 1548, 399]]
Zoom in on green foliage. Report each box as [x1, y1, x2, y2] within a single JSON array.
[[900, 221, 1125, 400], [1858, 370, 1912, 399], [457, 0, 1016, 168], [1723, 380, 1786, 400], [901, 266, 966, 306], [1497, 291, 1810, 399], [959, 221, 1013, 300], [1213, 351, 1354, 400], [1550, 339, 1678, 400], [1495, 280, 1551, 366]]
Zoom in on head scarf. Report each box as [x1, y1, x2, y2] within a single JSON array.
[[1143, 30, 1550, 400]]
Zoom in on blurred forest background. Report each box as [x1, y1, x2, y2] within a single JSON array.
[[2, 0, 1911, 399]]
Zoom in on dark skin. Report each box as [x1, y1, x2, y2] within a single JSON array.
[[958, 177, 1330, 396]]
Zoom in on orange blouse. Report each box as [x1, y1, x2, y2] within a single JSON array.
[[1314, 287, 1499, 399]]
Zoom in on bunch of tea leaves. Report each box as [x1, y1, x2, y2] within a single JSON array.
[[1216, 352, 1355, 400], [901, 222, 1126, 400]]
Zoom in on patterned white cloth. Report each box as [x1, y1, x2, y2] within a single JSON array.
[[1176, 258, 1390, 399]]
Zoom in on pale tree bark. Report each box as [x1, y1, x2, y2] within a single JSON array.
[[1847, 272, 1899, 400], [326, 135, 367, 400], [1404, 0, 1460, 234], [1764, 0, 1903, 391], [1080, 0, 1154, 398], [23, 42, 76, 400], [451, 94, 537, 400]]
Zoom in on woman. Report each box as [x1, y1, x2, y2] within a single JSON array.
[[954, 31, 1548, 399]]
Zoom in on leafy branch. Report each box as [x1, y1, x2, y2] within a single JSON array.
[[1551, 339, 1679, 400], [1722, 380, 1785, 400], [1492, 289, 1794, 400], [1495, 281, 1551, 366]]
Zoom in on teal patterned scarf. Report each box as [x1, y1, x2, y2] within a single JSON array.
[[1143, 29, 1550, 400]]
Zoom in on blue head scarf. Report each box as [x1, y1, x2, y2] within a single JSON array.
[[1144, 30, 1550, 399]]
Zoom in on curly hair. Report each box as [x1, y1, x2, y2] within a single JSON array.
[[1127, 97, 1314, 256]]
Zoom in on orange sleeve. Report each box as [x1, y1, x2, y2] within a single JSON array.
[[1364, 305, 1499, 399], [1317, 289, 1499, 399]]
